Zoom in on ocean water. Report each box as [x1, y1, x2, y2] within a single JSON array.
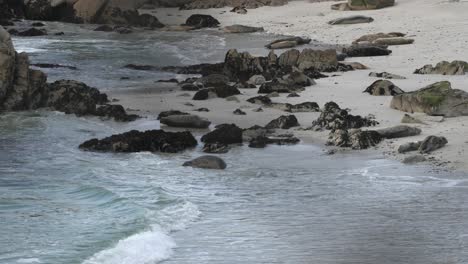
[[1, 22, 468, 264]]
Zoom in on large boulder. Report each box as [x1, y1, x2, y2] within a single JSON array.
[[414, 61, 468, 76], [201, 123, 243, 144], [296, 49, 338, 71], [0, 26, 15, 105], [79, 130, 197, 153], [183, 155, 227, 170], [160, 114, 211, 128], [363, 80, 404, 96], [185, 14, 220, 28], [347, 0, 395, 10], [390, 81, 468, 117], [376, 125, 421, 139]]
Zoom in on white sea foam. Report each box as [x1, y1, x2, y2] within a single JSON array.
[[82, 225, 175, 264], [17, 258, 41, 263]]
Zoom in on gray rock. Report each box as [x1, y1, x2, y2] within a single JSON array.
[[160, 114, 211, 128], [233, 108, 246, 115], [419, 136, 448, 154], [183, 155, 227, 170], [328, 15, 374, 25], [265, 115, 300, 129], [376, 125, 422, 139]]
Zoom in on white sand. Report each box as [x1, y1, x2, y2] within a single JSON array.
[[114, 0, 468, 172]]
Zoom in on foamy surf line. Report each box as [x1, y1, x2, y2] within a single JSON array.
[[82, 225, 176, 264]]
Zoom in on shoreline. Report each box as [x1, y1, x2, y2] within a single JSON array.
[[113, 0, 468, 173]]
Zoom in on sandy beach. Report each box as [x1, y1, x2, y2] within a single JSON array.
[[110, 0, 468, 172]]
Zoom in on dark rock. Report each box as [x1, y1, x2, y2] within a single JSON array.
[[185, 14, 220, 28], [287, 92, 300, 98], [363, 80, 404, 96], [213, 84, 241, 98], [344, 45, 392, 57], [95, 104, 140, 122], [54, 32, 64, 36], [196, 74, 230, 87], [193, 88, 217, 100], [183, 155, 227, 170], [46, 80, 108, 116], [258, 80, 302, 94], [157, 110, 189, 120], [79, 130, 197, 153], [376, 125, 422, 139], [265, 115, 300, 129], [313, 102, 378, 130], [160, 114, 211, 128], [114, 26, 132, 34], [161, 62, 224, 76], [248, 136, 268, 148], [32, 22, 45, 27], [201, 124, 243, 144], [419, 136, 448, 154], [124, 64, 157, 71], [233, 108, 246, 115], [157, 78, 179, 83], [195, 107, 210, 112]]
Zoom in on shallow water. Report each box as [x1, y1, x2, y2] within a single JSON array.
[[2, 23, 468, 264]]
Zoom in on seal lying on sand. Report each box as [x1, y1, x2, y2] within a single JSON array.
[[328, 15, 374, 25]]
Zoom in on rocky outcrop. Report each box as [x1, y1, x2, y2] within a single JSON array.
[[390, 81, 468, 117], [180, 0, 288, 10], [312, 101, 378, 130], [79, 129, 197, 153], [160, 114, 211, 128], [328, 15, 374, 25], [183, 155, 227, 170], [376, 125, 421, 139], [363, 80, 404, 96], [414, 61, 468, 76]]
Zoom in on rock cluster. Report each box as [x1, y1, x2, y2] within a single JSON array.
[[312, 102, 378, 131], [414, 61, 468, 76]]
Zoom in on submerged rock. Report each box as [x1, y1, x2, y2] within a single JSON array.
[[363, 80, 404, 96], [183, 155, 227, 170], [390, 81, 468, 117], [79, 130, 197, 153]]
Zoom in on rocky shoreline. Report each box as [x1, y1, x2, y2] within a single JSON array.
[[1, 0, 468, 171]]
